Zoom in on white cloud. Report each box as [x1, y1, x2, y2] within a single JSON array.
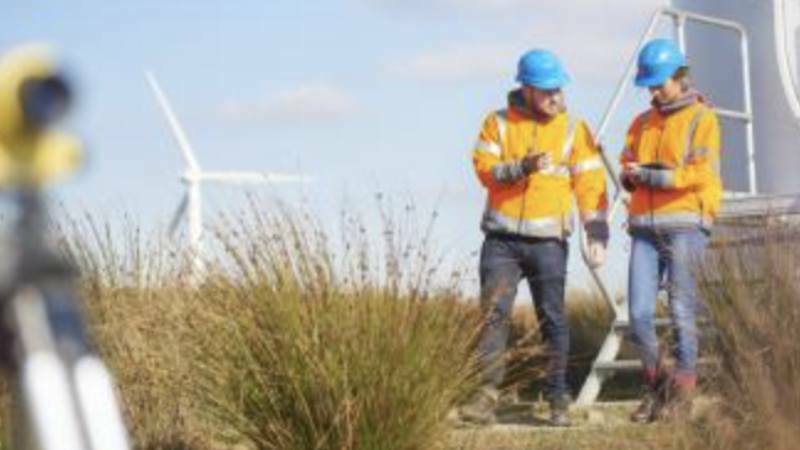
[[385, 43, 518, 82], [220, 82, 358, 123], [384, 33, 640, 85], [382, 0, 666, 85]]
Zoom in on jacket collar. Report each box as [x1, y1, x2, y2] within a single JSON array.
[[507, 88, 565, 122], [652, 89, 706, 115]]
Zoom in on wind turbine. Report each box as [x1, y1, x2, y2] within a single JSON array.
[[145, 71, 310, 277]]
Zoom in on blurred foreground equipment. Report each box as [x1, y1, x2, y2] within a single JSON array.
[[0, 44, 130, 450]]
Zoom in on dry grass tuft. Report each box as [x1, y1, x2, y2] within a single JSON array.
[[695, 224, 800, 450]]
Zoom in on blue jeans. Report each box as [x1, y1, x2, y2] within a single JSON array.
[[477, 233, 569, 398], [628, 227, 709, 376]]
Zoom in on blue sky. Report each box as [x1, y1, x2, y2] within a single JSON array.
[[5, 0, 669, 294]]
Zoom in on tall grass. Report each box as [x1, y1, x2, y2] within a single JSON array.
[[49, 200, 480, 450], [56, 213, 209, 449], [695, 224, 800, 450], [190, 204, 480, 450], [19, 198, 800, 450]]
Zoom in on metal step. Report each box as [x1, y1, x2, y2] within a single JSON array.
[[612, 318, 672, 329], [593, 357, 718, 372], [594, 360, 642, 371]]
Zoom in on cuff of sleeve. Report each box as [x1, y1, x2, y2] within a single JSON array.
[[642, 168, 675, 189], [491, 161, 527, 183], [509, 161, 527, 179], [584, 220, 609, 244]]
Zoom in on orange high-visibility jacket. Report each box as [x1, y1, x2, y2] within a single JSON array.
[[471, 93, 608, 241], [620, 100, 722, 231]]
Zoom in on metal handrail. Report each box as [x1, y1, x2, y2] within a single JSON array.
[[663, 6, 757, 194]]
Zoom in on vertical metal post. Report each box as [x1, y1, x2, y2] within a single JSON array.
[[676, 13, 687, 52], [740, 30, 758, 193]]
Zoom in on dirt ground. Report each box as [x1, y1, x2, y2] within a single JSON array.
[[446, 400, 706, 450]]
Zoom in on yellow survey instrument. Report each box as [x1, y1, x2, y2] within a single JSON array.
[[0, 44, 81, 187], [0, 44, 131, 450]]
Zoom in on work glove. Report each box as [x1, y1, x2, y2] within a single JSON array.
[[521, 152, 552, 175]]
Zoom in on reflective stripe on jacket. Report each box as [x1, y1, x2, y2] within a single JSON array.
[[620, 100, 722, 232], [472, 91, 608, 240]]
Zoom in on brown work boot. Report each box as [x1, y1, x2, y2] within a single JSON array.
[[630, 388, 659, 423], [548, 393, 572, 427], [458, 387, 499, 425], [630, 368, 661, 424]]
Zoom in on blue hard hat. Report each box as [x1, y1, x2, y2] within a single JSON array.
[[515, 49, 571, 90], [635, 38, 686, 87]]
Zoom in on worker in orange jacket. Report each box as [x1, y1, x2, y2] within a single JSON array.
[[620, 38, 722, 423], [460, 49, 609, 427]]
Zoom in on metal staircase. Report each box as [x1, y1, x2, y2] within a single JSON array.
[[574, 7, 756, 406]]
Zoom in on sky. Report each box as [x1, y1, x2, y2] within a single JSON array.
[[3, 0, 671, 296]]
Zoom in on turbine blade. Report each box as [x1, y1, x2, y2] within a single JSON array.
[[259, 172, 313, 183], [198, 171, 313, 184], [145, 71, 201, 171], [168, 193, 189, 236]]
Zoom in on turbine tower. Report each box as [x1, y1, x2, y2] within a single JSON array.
[[145, 71, 310, 277]]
